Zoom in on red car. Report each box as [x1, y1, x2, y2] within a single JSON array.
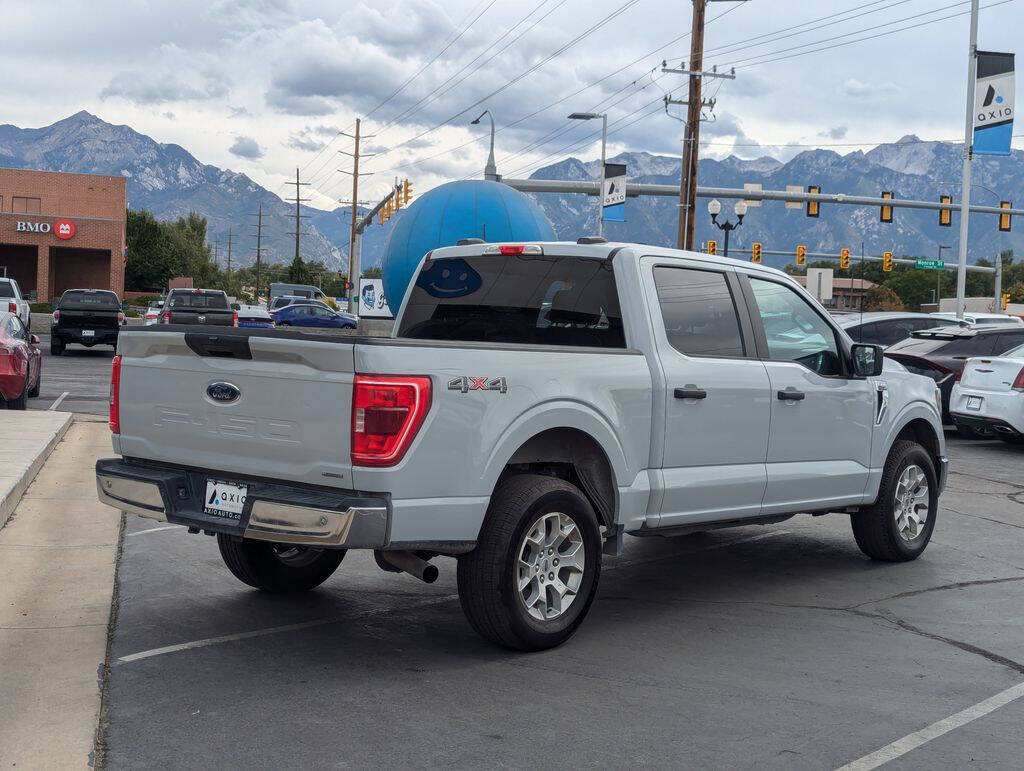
[[0, 311, 41, 410]]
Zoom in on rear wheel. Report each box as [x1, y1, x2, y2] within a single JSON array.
[[216, 535, 346, 592], [851, 440, 937, 561], [6, 381, 27, 410], [27, 371, 40, 398], [997, 434, 1024, 445], [50, 340, 64, 356], [457, 474, 602, 651]]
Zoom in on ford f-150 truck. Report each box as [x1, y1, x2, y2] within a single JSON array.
[[96, 241, 947, 651]]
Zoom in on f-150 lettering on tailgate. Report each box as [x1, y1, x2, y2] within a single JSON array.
[[152, 406, 299, 443]]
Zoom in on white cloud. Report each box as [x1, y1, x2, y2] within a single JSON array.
[[840, 78, 899, 98], [229, 135, 263, 159]]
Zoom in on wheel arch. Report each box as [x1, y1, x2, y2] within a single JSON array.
[[892, 416, 942, 477]]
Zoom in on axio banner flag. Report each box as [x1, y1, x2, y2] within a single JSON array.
[[602, 162, 626, 222], [358, 278, 394, 318], [974, 51, 1015, 156]]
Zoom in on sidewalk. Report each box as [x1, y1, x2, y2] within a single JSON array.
[[0, 410, 73, 529], [0, 420, 120, 768]]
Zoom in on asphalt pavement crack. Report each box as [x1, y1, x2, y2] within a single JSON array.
[[851, 575, 1024, 608], [944, 503, 1024, 531]]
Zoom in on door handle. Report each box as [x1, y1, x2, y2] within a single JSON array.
[[777, 389, 805, 401], [674, 387, 707, 400]]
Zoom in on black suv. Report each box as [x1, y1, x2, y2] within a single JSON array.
[[50, 289, 123, 355], [886, 325, 1024, 428]]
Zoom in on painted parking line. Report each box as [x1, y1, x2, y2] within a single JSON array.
[[48, 391, 70, 410], [126, 525, 182, 537], [836, 681, 1024, 771], [117, 593, 459, 664]]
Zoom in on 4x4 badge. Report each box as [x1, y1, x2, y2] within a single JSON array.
[[448, 376, 508, 394]]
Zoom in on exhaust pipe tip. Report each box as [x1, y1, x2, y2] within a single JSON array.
[[422, 564, 439, 584], [379, 550, 438, 583]]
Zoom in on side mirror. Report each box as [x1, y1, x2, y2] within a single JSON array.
[[30, 334, 40, 345], [852, 343, 885, 377]]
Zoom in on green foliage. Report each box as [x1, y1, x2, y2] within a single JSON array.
[[29, 302, 52, 314], [125, 209, 219, 292], [361, 266, 383, 279], [863, 284, 904, 311], [1007, 281, 1024, 303]]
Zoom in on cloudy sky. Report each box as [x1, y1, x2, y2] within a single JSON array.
[[3, 0, 1021, 207]]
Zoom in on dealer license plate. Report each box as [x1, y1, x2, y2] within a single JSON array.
[[966, 396, 983, 411], [82, 329, 95, 338], [203, 480, 248, 520]]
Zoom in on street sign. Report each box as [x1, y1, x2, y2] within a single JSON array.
[[915, 259, 945, 270]]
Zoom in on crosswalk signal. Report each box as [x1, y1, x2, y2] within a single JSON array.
[[883, 251, 893, 272], [939, 195, 952, 227], [880, 191, 893, 223], [796, 244, 807, 267], [751, 242, 762, 263], [839, 247, 850, 270], [806, 185, 820, 218], [706, 239, 717, 255], [1002, 293, 1011, 310], [402, 179, 413, 206], [1000, 201, 1012, 232]]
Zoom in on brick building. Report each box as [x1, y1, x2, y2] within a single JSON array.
[[0, 168, 126, 300]]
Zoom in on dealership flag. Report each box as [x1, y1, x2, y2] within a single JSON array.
[[974, 51, 1015, 156], [602, 163, 626, 222]]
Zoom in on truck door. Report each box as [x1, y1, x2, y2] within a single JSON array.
[[642, 258, 772, 527], [740, 274, 874, 513]]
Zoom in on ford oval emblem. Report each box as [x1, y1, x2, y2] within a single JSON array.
[[207, 381, 241, 404]]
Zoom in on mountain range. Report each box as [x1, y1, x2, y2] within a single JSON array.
[[1, 112, 1020, 272]]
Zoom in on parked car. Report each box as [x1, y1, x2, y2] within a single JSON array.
[[0, 277, 31, 331], [232, 303, 275, 329], [50, 289, 124, 356], [269, 294, 312, 311], [271, 303, 356, 329], [97, 240, 947, 651], [886, 325, 1024, 429], [949, 343, 1024, 443], [837, 312, 959, 348], [268, 282, 335, 309], [930, 311, 1023, 326], [161, 289, 237, 327], [144, 301, 164, 326], [0, 311, 41, 409]]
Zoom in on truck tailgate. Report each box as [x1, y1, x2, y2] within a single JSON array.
[[115, 329, 356, 488]]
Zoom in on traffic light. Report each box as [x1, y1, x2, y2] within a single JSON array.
[[382, 197, 393, 223], [706, 239, 717, 256], [1000, 201, 1012, 232], [1002, 293, 1011, 310], [880, 191, 893, 223], [806, 185, 820, 218], [883, 251, 893, 272], [839, 247, 850, 270], [402, 179, 413, 206], [394, 186, 402, 210], [939, 195, 952, 227], [796, 244, 807, 267], [751, 242, 762, 264]]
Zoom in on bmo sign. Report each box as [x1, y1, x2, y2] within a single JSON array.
[[15, 218, 76, 239]]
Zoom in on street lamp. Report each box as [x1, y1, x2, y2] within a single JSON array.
[[707, 198, 746, 257], [568, 111, 608, 237], [471, 111, 498, 181]]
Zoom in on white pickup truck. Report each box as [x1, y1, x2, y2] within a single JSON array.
[[0, 277, 31, 331], [96, 241, 947, 650]]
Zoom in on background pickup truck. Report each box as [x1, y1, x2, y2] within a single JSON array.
[[97, 240, 947, 651], [160, 288, 237, 326], [0, 276, 31, 331], [50, 288, 124, 355]]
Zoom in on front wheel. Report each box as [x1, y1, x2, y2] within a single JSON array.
[[50, 340, 64, 356], [457, 474, 602, 651], [851, 440, 938, 561], [217, 535, 345, 592]]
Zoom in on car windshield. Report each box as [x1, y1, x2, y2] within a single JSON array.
[[170, 292, 228, 309], [59, 290, 119, 310]]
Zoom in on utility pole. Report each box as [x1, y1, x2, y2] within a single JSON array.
[[338, 119, 374, 313], [253, 203, 265, 302], [285, 167, 310, 265], [226, 227, 233, 279], [956, 0, 980, 320]]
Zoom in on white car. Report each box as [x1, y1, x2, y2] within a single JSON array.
[[0, 277, 31, 331], [143, 301, 164, 326], [950, 343, 1024, 443], [930, 311, 1023, 327]]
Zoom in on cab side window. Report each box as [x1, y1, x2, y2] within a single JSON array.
[[748, 278, 842, 376], [653, 267, 745, 357]]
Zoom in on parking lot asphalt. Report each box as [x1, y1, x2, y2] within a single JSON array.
[[101, 435, 1024, 770], [28, 328, 115, 415]]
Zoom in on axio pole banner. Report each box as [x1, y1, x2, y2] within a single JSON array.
[[602, 163, 626, 222], [974, 51, 1015, 156]]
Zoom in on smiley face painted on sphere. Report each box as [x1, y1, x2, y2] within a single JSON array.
[[416, 258, 482, 299]]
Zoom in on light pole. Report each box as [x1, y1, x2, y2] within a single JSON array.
[[936, 244, 951, 305], [707, 198, 746, 257], [471, 111, 498, 181], [568, 112, 608, 237]]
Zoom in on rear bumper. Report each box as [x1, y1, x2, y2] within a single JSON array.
[[951, 412, 1024, 438], [96, 458, 388, 548], [53, 327, 119, 344]]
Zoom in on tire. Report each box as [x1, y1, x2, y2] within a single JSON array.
[[851, 440, 938, 562], [457, 474, 602, 651], [216, 535, 346, 592], [27, 371, 40, 398], [955, 423, 987, 439], [6, 380, 27, 410], [50, 340, 63, 356]]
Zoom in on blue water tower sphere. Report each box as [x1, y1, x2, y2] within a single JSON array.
[[380, 180, 556, 309]]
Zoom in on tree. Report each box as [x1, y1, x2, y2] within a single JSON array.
[[863, 284, 904, 311], [361, 266, 383, 278], [1007, 281, 1024, 303], [287, 253, 309, 284]]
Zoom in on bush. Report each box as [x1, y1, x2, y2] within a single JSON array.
[[129, 294, 163, 306], [30, 302, 53, 314], [863, 285, 904, 312]]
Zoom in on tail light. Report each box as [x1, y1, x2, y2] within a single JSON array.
[[52, 310, 60, 323], [0, 345, 10, 356], [109, 355, 122, 433], [232, 310, 239, 327], [161, 310, 171, 324], [1013, 367, 1024, 391], [351, 375, 432, 467], [7, 302, 16, 313], [955, 369, 964, 382], [117, 311, 126, 324]]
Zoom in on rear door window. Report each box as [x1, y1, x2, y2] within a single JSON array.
[[653, 267, 745, 357], [398, 254, 625, 348], [938, 335, 996, 356], [993, 331, 1024, 353]]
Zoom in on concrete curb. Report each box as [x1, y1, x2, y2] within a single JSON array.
[[0, 411, 74, 529]]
